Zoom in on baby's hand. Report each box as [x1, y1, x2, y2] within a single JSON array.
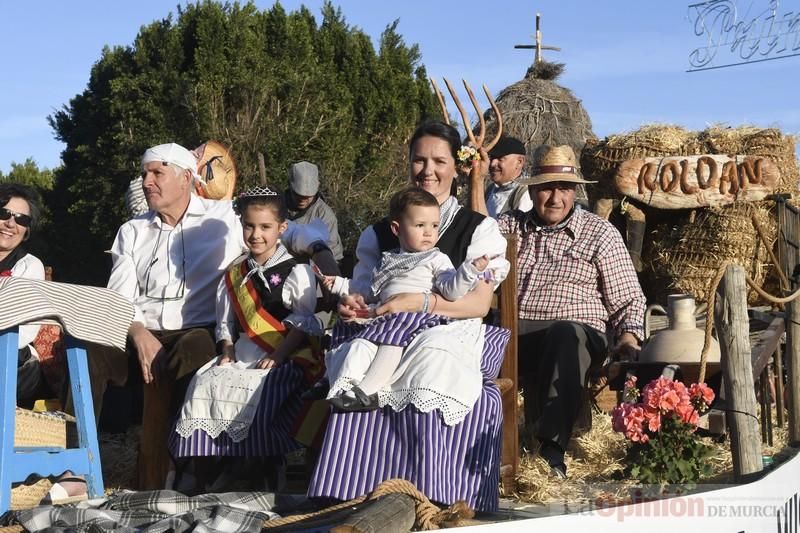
[[218, 353, 236, 365], [322, 275, 336, 291], [472, 254, 490, 272]]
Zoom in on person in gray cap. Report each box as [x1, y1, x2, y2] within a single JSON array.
[[77, 144, 340, 489], [484, 136, 533, 218], [285, 161, 344, 262]]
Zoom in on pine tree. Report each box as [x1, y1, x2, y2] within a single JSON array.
[[46, 1, 438, 284]]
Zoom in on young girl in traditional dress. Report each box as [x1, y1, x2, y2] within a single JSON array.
[[321, 187, 506, 412], [173, 186, 323, 488]]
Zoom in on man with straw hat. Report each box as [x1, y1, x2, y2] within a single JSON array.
[[497, 144, 646, 478]]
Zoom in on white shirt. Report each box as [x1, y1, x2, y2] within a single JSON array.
[[108, 196, 327, 331], [370, 251, 483, 304], [11, 253, 45, 348], [486, 180, 533, 218]]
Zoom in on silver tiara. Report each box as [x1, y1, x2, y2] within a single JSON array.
[[238, 185, 279, 198]]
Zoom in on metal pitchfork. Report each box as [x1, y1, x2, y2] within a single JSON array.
[[431, 78, 503, 215]]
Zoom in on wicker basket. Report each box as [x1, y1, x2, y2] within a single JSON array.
[[14, 408, 76, 449], [9, 477, 52, 511]]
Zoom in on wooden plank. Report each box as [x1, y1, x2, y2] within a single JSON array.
[[498, 233, 519, 494], [750, 317, 785, 381], [778, 199, 800, 445], [775, 343, 785, 428], [615, 155, 779, 209], [787, 292, 800, 445], [716, 265, 763, 480]]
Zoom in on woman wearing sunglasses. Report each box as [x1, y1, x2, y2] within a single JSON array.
[[0, 182, 46, 407]]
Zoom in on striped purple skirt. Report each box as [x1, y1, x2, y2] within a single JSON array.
[[308, 323, 510, 512], [168, 361, 305, 458], [355, 312, 450, 346]]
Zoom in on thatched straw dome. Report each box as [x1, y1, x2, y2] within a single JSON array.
[[481, 61, 597, 168]]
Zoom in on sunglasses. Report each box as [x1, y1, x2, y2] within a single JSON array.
[[0, 207, 32, 228]]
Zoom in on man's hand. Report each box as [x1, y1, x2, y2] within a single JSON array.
[[339, 293, 368, 321], [129, 322, 166, 384], [375, 293, 424, 316], [613, 332, 641, 362]]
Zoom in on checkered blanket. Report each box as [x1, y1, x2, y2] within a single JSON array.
[[11, 490, 280, 532]]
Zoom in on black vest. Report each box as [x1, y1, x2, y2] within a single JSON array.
[[373, 208, 485, 265], [245, 259, 297, 324]]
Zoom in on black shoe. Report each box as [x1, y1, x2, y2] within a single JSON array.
[[328, 386, 380, 412], [301, 378, 330, 401], [539, 439, 567, 479]]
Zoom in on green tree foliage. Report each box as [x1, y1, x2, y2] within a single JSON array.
[[47, 1, 439, 284], [0, 158, 55, 190]]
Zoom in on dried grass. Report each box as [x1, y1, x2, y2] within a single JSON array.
[[99, 426, 140, 494], [475, 61, 596, 202], [513, 408, 791, 506]]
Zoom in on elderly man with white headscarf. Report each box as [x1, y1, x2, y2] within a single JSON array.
[[79, 143, 337, 489]]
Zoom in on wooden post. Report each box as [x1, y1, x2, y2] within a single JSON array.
[[787, 289, 800, 445], [775, 196, 800, 444], [774, 345, 785, 427], [331, 494, 416, 533], [498, 233, 519, 493], [716, 264, 763, 480]]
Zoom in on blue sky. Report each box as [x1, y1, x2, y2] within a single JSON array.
[[2, 0, 799, 173]]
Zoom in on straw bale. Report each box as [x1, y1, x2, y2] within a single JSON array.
[[643, 201, 775, 305]]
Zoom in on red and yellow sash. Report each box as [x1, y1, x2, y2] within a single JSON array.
[[225, 261, 287, 354]]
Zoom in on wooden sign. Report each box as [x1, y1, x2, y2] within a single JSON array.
[[614, 155, 780, 209]]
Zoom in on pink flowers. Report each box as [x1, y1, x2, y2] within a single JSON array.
[[612, 376, 715, 443], [612, 376, 717, 484]]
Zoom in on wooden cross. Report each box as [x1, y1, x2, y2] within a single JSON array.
[[514, 12, 561, 65]]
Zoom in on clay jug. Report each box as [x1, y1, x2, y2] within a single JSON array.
[[640, 294, 720, 363]]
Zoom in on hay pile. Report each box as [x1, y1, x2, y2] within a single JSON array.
[[581, 124, 798, 305], [513, 409, 790, 506], [481, 61, 596, 161], [100, 426, 140, 493]]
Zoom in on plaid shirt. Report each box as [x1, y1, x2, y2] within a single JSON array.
[[497, 207, 646, 341]]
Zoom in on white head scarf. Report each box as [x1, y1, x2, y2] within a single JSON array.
[[141, 143, 202, 181]]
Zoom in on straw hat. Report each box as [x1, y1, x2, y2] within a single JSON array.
[[195, 140, 237, 200], [519, 145, 596, 186]]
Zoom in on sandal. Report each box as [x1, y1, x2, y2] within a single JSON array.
[[40, 472, 88, 505], [328, 386, 380, 412]]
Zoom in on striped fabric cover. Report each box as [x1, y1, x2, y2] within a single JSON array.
[[169, 362, 305, 458], [0, 277, 133, 351], [308, 323, 510, 512]]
